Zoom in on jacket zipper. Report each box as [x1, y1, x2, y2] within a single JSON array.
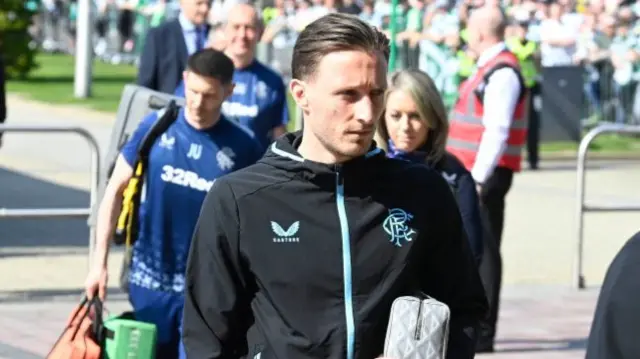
[[336, 168, 355, 359], [414, 300, 424, 340]]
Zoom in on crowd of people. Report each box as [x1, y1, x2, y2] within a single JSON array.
[[257, 0, 640, 124], [31, 0, 640, 127]]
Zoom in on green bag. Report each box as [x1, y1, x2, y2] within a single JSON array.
[[102, 312, 157, 359]]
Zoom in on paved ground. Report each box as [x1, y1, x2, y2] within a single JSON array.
[[0, 286, 598, 359], [0, 94, 638, 358], [476, 286, 599, 359]]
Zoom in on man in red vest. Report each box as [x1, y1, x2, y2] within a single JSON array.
[[446, 5, 528, 353]]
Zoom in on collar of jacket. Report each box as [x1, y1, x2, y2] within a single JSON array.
[[260, 131, 386, 188]]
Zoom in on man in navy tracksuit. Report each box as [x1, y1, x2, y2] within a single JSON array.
[[85, 49, 262, 359], [183, 14, 488, 359]]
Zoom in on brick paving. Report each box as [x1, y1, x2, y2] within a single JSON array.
[[477, 286, 599, 359], [0, 286, 598, 358], [0, 292, 130, 358]]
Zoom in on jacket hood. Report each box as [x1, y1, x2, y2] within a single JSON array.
[[259, 131, 386, 186]]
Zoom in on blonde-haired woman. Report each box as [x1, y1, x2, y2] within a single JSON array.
[[376, 69, 484, 263]]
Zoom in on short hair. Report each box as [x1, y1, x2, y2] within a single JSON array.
[[223, 2, 264, 30], [186, 49, 235, 84], [470, 5, 507, 40], [376, 70, 449, 163], [291, 13, 390, 80]]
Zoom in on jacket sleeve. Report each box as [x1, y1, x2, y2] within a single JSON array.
[[419, 173, 488, 359], [455, 173, 484, 264], [136, 27, 159, 91], [182, 179, 252, 358]]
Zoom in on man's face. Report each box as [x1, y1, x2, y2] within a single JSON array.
[[549, 3, 563, 19], [466, 17, 482, 52], [589, 0, 604, 15], [183, 71, 234, 124], [292, 50, 388, 160], [224, 5, 260, 59], [600, 15, 616, 37], [180, 0, 211, 25]]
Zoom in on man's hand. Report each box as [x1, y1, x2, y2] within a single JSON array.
[[84, 265, 108, 301], [395, 31, 409, 41]]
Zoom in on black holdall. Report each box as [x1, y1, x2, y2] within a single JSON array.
[[113, 101, 180, 292]]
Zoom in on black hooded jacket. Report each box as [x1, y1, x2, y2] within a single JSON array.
[[586, 230, 640, 358], [182, 132, 488, 359], [431, 152, 484, 264]]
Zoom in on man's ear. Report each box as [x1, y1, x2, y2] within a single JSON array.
[[183, 70, 189, 84], [256, 17, 266, 41], [289, 79, 309, 111], [256, 24, 265, 41], [224, 83, 235, 100]]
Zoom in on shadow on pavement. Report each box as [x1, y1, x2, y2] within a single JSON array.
[[19, 75, 134, 84], [0, 287, 128, 304], [0, 167, 90, 248], [532, 159, 639, 172], [0, 342, 42, 359], [0, 248, 90, 259], [496, 337, 587, 353]]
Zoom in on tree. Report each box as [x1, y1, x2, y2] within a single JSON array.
[[0, 0, 38, 79]]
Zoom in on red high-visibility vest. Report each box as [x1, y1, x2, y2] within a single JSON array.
[[447, 49, 528, 173]]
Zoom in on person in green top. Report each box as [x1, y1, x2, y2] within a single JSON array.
[[413, 1, 462, 109], [134, 0, 168, 56], [610, 14, 640, 124], [67, 0, 78, 51], [460, 27, 469, 43], [439, 32, 468, 110], [263, 6, 279, 25], [455, 24, 477, 82], [456, 34, 476, 82], [380, 1, 408, 70], [506, 19, 541, 169], [396, 0, 424, 68], [506, 20, 539, 88], [146, 0, 168, 28], [404, 0, 424, 33]]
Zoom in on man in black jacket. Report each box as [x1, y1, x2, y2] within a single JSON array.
[[182, 13, 488, 359], [586, 231, 640, 358], [136, 0, 211, 94]]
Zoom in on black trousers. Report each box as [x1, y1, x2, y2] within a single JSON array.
[[527, 83, 541, 168], [477, 166, 514, 346]]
